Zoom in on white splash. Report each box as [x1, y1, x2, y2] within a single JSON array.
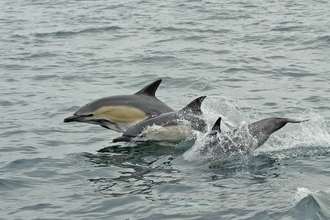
[[184, 96, 330, 162], [293, 187, 312, 203], [256, 112, 330, 157]]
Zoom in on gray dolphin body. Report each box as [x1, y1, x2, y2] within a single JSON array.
[[199, 117, 308, 156], [112, 96, 208, 142], [64, 79, 174, 132]]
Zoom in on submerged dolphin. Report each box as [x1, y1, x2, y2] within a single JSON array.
[[64, 79, 174, 132], [198, 117, 308, 157], [112, 96, 208, 143]]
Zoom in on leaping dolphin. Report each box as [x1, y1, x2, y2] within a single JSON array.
[[64, 79, 174, 132], [112, 96, 208, 143], [198, 117, 309, 157]]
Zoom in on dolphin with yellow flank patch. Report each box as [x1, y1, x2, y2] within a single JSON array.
[[112, 96, 207, 143], [63, 79, 174, 132]]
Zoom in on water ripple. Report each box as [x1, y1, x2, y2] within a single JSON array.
[[1, 0, 330, 219], [34, 26, 122, 38]]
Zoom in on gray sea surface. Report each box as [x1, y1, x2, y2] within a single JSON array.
[[1, 0, 330, 219]]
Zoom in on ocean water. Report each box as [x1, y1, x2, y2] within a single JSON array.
[[1, 0, 330, 219]]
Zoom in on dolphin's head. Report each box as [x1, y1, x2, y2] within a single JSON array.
[[249, 117, 309, 135], [63, 96, 150, 130], [245, 117, 308, 149], [248, 117, 289, 136], [63, 104, 115, 129], [63, 98, 130, 132], [64, 100, 101, 123]]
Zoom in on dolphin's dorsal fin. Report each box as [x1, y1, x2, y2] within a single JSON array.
[[211, 117, 222, 133], [179, 96, 206, 115], [135, 79, 162, 96]]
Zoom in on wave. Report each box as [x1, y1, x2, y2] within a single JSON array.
[[301, 35, 330, 50], [0, 179, 29, 191], [289, 188, 330, 219], [248, 188, 330, 220]]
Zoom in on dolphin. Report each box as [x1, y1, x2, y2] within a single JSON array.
[[198, 117, 309, 157], [112, 96, 208, 143], [63, 79, 174, 132]]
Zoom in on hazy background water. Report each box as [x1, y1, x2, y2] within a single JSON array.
[[1, 0, 330, 219]]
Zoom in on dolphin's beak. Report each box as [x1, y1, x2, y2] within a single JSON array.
[[64, 115, 91, 123], [112, 136, 134, 142]]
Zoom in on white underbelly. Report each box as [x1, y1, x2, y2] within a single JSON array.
[[137, 125, 195, 142]]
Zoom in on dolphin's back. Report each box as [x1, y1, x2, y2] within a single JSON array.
[[74, 94, 173, 118]]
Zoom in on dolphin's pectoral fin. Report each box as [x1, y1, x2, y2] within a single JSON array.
[[100, 122, 125, 133]]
